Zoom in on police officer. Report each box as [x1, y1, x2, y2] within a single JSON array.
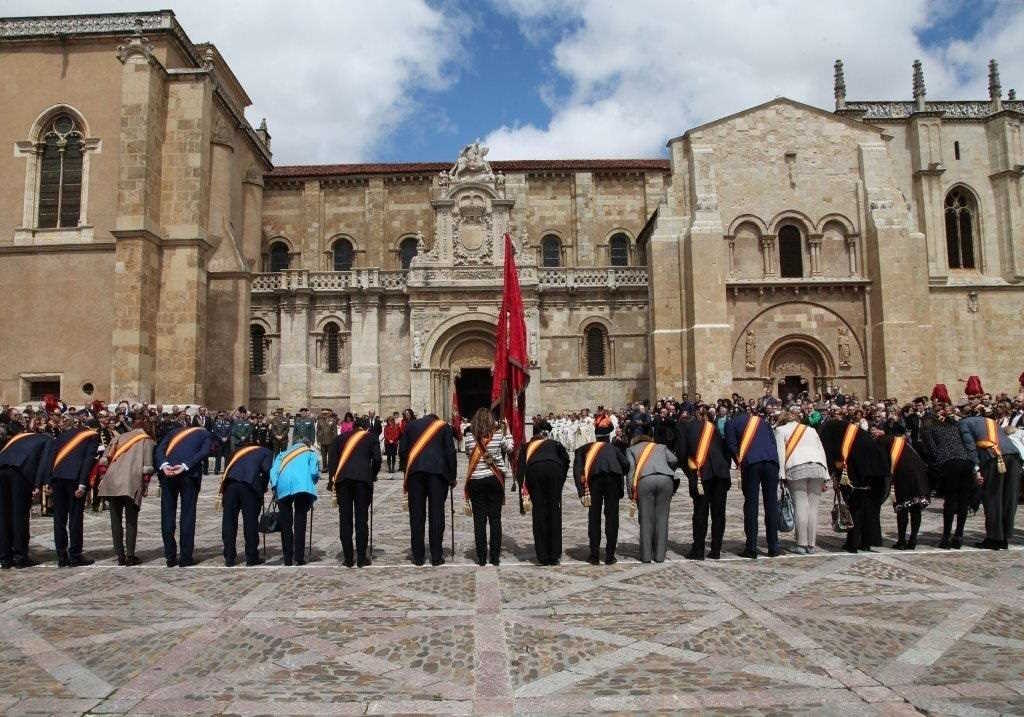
[[218, 437, 272, 566], [517, 420, 570, 565], [328, 417, 382, 567], [677, 409, 731, 560], [211, 411, 232, 473], [0, 425, 52, 568], [573, 437, 630, 565], [293, 408, 316, 446], [725, 408, 780, 559], [269, 408, 291, 454], [316, 409, 338, 471], [229, 407, 253, 457], [399, 413, 457, 566], [154, 422, 214, 567], [42, 416, 99, 567]]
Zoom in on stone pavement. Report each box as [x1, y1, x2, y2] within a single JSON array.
[[2, 457, 1024, 715]]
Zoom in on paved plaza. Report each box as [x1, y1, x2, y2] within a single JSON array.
[[2, 457, 1024, 715]]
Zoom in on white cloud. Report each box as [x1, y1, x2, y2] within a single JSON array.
[[3, 0, 468, 164], [484, 0, 1023, 159]]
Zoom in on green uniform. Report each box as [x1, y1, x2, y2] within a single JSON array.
[[293, 415, 316, 445]]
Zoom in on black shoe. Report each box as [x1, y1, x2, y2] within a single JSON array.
[[707, 549, 721, 560], [14, 558, 39, 569], [246, 557, 264, 567], [906, 540, 917, 551], [224, 558, 236, 567], [476, 558, 486, 566], [70, 554, 94, 567], [739, 548, 758, 559], [975, 539, 995, 549], [166, 557, 178, 568], [685, 548, 705, 561], [431, 557, 446, 567], [178, 558, 195, 568], [951, 537, 962, 550], [892, 540, 907, 551], [117, 555, 127, 566], [413, 559, 425, 566], [0, 561, 11, 570], [842, 544, 858, 554], [587, 554, 600, 565], [490, 558, 500, 566], [125, 556, 140, 567], [284, 559, 294, 566], [766, 548, 782, 558], [604, 556, 617, 565], [548, 559, 560, 566], [938, 537, 950, 549], [296, 558, 307, 566], [357, 558, 371, 568], [343, 558, 355, 568], [1000, 541, 1009, 550]]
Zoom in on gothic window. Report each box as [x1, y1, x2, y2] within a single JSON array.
[[324, 322, 341, 373], [585, 325, 607, 376], [37, 114, 84, 229], [250, 325, 266, 375], [635, 235, 648, 265], [333, 238, 354, 271], [399, 237, 418, 270], [541, 235, 561, 267], [269, 242, 290, 272], [778, 224, 803, 278], [609, 233, 629, 267], [945, 187, 977, 269]]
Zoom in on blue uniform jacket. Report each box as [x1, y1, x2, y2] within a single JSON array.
[[959, 415, 1020, 469], [225, 445, 273, 492], [154, 426, 214, 476], [42, 428, 100, 486], [270, 442, 319, 501], [725, 413, 778, 468], [0, 432, 53, 488]]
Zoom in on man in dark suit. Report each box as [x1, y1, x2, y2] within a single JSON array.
[[0, 427, 52, 568], [366, 409, 384, 438], [328, 417, 382, 567], [573, 438, 630, 565], [677, 412, 731, 560], [399, 413, 457, 566], [41, 417, 99, 567], [218, 437, 272, 567], [154, 423, 214, 567], [725, 409, 780, 559], [517, 420, 570, 565]]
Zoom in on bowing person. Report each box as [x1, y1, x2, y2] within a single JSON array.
[[921, 410, 976, 549], [463, 408, 513, 567], [97, 417, 155, 566], [328, 417, 381, 567], [774, 411, 828, 554], [819, 419, 890, 553], [218, 437, 272, 566], [399, 412, 457, 566], [726, 408, 781, 559], [154, 422, 214, 567], [876, 430, 930, 550], [0, 425, 52, 569], [269, 439, 320, 566], [43, 416, 99, 567], [959, 407, 1022, 550], [677, 409, 731, 560], [516, 419, 570, 566], [574, 436, 630, 565], [626, 431, 680, 564]]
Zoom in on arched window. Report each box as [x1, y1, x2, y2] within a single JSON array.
[[609, 233, 629, 267], [541, 235, 561, 267], [585, 325, 607, 376], [250, 325, 266, 375], [324, 322, 341, 373], [778, 224, 803, 278], [332, 238, 354, 271], [37, 113, 84, 229], [269, 242, 290, 272], [399, 237, 418, 270], [635, 235, 648, 265], [945, 188, 977, 269]]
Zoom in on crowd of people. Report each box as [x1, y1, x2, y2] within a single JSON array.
[[0, 375, 1021, 571]]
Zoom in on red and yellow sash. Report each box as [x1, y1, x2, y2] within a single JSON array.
[[737, 415, 761, 464], [465, 434, 501, 500], [630, 441, 657, 501], [1, 432, 34, 454], [889, 436, 907, 472], [278, 445, 312, 474], [977, 418, 1002, 456], [688, 421, 715, 472], [581, 441, 604, 497], [403, 418, 446, 493], [109, 432, 148, 464], [224, 445, 261, 482], [165, 426, 204, 461], [840, 423, 858, 466], [332, 430, 368, 484], [784, 424, 808, 464], [53, 430, 97, 471], [525, 438, 547, 464]]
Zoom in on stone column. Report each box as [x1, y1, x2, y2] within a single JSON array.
[[808, 233, 823, 276], [646, 200, 687, 400], [573, 172, 596, 265], [908, 112, 948, 279], [301, 180, 321, 270], [986, 111, 1024, 281], [277, 277, 311, 408], [349, 296, 381, 414]]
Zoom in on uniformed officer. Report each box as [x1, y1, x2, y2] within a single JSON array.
[[960, 408, 1023, 550], [229, 407, 253, 457], [328, 417, 382, 567], [0, 426, 52, 568], [573, 438, 630, 565], [218, 437, 272, 566], [516, 420, 570, 565], [292, 408, 316, 446], [399, 412, 457, 566], [154, 422, 214, 567], [725, 409, 781, 559], [42, 417, 99, 567], [269, 408, 291, 454], [677, 412, 731, 560], [211, 411, 232, 473], [316, 409, 339, 470]]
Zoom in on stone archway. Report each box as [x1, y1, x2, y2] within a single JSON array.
[[426, 318, 497, 418], [763, 337, 832, 401]]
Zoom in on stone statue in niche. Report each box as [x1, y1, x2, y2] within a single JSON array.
[[837, 327, 851, 370], [529, 327, 539, 367], [412, 330, 423, 368], [744, 330, 756, 371], [448, 139, 493, 182]]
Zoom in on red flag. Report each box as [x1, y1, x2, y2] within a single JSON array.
[[492, 233, 530, 490]]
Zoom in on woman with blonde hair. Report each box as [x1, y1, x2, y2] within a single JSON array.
[[463, 407, 513, 566], [774, 409, 829, 554]]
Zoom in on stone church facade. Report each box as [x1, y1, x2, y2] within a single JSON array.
[[1, 11, 1022, 416]]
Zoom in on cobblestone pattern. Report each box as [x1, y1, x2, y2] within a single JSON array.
[[1, 459, 1023, 715]]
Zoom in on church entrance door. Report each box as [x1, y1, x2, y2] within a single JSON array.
[[768, 340, 828, 402], [456, 369, 492, 418]]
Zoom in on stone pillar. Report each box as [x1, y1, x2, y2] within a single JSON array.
[[366, 177, 387, 267], [808, 233, 822, 276], [647, 201, 687, 400], [277, 278, 311, 408], [573, 172, 595, 265], [154, 242, 210, 403], [349, 296, 381, 414], [301, 180, 321, 270], [985, 111, 1024, 281], [908, 112, 947, 279]]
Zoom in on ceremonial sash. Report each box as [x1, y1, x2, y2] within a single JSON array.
[[737, 416, 761, 464], [224, 445, 261, 482], [977, 418, 1002, 456], [403, 418, 446, 493], [889, 436, 907, 472], [109, 432, 148, 464], [165, 426, 203, 461], [332, 430, 368, 484], [840, 423, 858, 466], [1, 432, 33, 454], [784, 424, 808, 464], [278, 445, 312, 474], [581, 442, 604, 496], [53, 430, 97, 472], [630, 441, 657, 501], [525, 438, 547, 464], [688, 422, 716, 472], [464, 434, 508, 499]]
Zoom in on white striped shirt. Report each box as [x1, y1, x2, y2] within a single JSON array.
[[463, 430, 513, 481]]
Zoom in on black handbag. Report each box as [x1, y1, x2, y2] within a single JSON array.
[[831, 490, 854, 532], [259, 497, 281, 533], [778, 483, 795, 532]]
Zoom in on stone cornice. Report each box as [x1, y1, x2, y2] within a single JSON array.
[[0, 241, 115, 254]]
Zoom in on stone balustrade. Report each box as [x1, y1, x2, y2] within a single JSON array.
[[537, 266, 649, 290]]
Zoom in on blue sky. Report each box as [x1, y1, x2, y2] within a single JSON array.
[[7, 1, 1023, 164]]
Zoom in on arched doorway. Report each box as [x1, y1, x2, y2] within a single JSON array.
[[764, 338, 831, 402], [426, 318, 497, 418]]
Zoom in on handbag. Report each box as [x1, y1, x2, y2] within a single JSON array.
[[777, 482, 795, 532], [259, 497, 281, 533], [831, 489, 854, 532]]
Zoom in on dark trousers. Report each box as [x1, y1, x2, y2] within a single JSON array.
[[982, 453, 1022, 543], [0, 468, 32, 563], [338, 480, 373, 563], [588, 472, 621, 561], [222, 482, 261, 565], [159, 473, 201, 563], [51, 481, 85, 560], [741, 461, 779, 552], [211, 441, 230, 474], [940, 459, 975, 539], [278, 493, 314, 564], [842, 487, 871, 551], [385, 444, 398, 473], [108, 496, 140, 559], [692, 477, 728, 554], [525, 464, 564, 564], [896, 504, 922, 546], [468, 476, 503, 564], [407, 472, 448, 564], [863, 476, 889, 548]]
